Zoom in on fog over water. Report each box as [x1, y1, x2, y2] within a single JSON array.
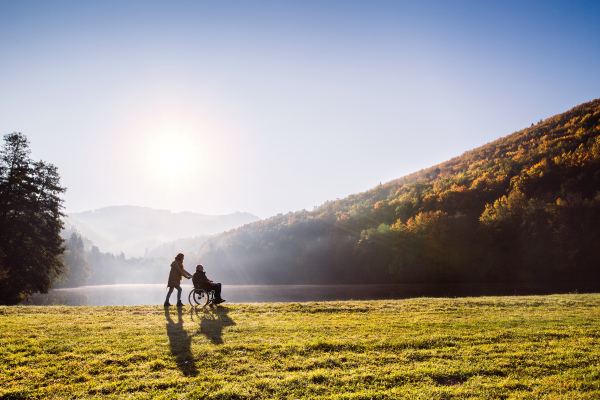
[[30, 284, 412, 306], [27, 283, 599, 306]]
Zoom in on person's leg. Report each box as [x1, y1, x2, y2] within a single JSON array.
[[165, 287, 174, 305], [214, 283, 223, 301], [176, 286, 183, 306]]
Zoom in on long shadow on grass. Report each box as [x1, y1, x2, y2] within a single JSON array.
[[190, 306, 236, 345], [164, 307, 198, 376]]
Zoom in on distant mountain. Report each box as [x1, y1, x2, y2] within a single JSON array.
[[196, 98, 600, 287], [65, 206, 260, 257]]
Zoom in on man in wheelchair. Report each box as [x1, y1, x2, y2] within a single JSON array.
[[192, 264, 226, 304]]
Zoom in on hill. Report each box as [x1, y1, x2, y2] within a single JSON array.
[[195, 98, 600, 286], [65, 206, 260, 257]]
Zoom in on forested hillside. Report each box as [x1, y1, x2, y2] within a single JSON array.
[[197, 98, 600, 286]]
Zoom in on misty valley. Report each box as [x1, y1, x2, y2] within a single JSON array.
[[55, 98, 600, 304], [4, 98, 600, 305]]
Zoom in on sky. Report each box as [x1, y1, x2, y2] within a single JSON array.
[[1, 0, 599, 219]]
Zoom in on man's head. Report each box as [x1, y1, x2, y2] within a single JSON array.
[[196, 264, 204, 272]]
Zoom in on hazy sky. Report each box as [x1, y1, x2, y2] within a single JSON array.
[[1, 1, 599, 219]]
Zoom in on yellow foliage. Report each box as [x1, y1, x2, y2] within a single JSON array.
[[390, 218, 404, 232], [406, 211, 447, 237], [526, 158, 549, 179], [480, 191, 527, 226], [337, 214, 350, 222], [556, 198, 568, 207], [374, 201, 386, 210]]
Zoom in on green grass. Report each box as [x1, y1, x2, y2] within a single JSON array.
[[1, 294, 600, 399]]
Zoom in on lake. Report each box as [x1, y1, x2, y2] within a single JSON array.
[[26, 282, 598, 306]]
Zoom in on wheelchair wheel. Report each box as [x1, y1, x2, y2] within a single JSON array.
[[188, 289, 210, 307]]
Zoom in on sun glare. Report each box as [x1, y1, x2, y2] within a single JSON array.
[[141, 130, 205, 188], [129, 105, 240, 203]]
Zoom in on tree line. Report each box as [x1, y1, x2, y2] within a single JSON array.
[[58, 229, 172, 287]]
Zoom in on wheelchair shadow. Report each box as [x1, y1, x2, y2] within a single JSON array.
[[164, 307, 198, 376], [190, 306, 236, 345]]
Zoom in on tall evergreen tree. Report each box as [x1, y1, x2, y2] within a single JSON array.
[[60, 232, 91, 287], [0, 132, 66, 304]]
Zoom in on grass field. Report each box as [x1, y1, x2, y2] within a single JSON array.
[[1, 294, 600, 399]]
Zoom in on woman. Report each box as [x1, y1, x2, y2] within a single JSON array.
[[164, 253, 192, 307]]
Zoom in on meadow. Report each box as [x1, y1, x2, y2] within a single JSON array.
[[1, 294, 599, 399]]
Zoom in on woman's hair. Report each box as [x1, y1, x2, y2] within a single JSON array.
[[175, 253, 184, 261]]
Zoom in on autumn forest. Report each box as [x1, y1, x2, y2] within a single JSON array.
[[197, 98, 600, 287]]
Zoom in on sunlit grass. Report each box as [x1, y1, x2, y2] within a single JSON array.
[[1, 294, 600, 399]]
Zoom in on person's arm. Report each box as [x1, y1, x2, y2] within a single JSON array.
[[182, 266, 192, 279], [202, 272, 214, 284]]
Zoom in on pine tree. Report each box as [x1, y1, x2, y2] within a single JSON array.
[[61, 232, 91, 287], [0, 132, 67, 304]]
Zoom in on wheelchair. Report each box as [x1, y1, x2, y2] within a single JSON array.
[[188, 287, 216, 307]]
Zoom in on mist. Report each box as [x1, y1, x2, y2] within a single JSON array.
[[57, 205, 261, 288], [65, 205, 259, 257]]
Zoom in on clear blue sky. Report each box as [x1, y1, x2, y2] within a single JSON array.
[[1, 0, 599, 219]]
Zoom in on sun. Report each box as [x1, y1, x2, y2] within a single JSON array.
[[130, 107, 235, 200], [142, 131, 202, 188]]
